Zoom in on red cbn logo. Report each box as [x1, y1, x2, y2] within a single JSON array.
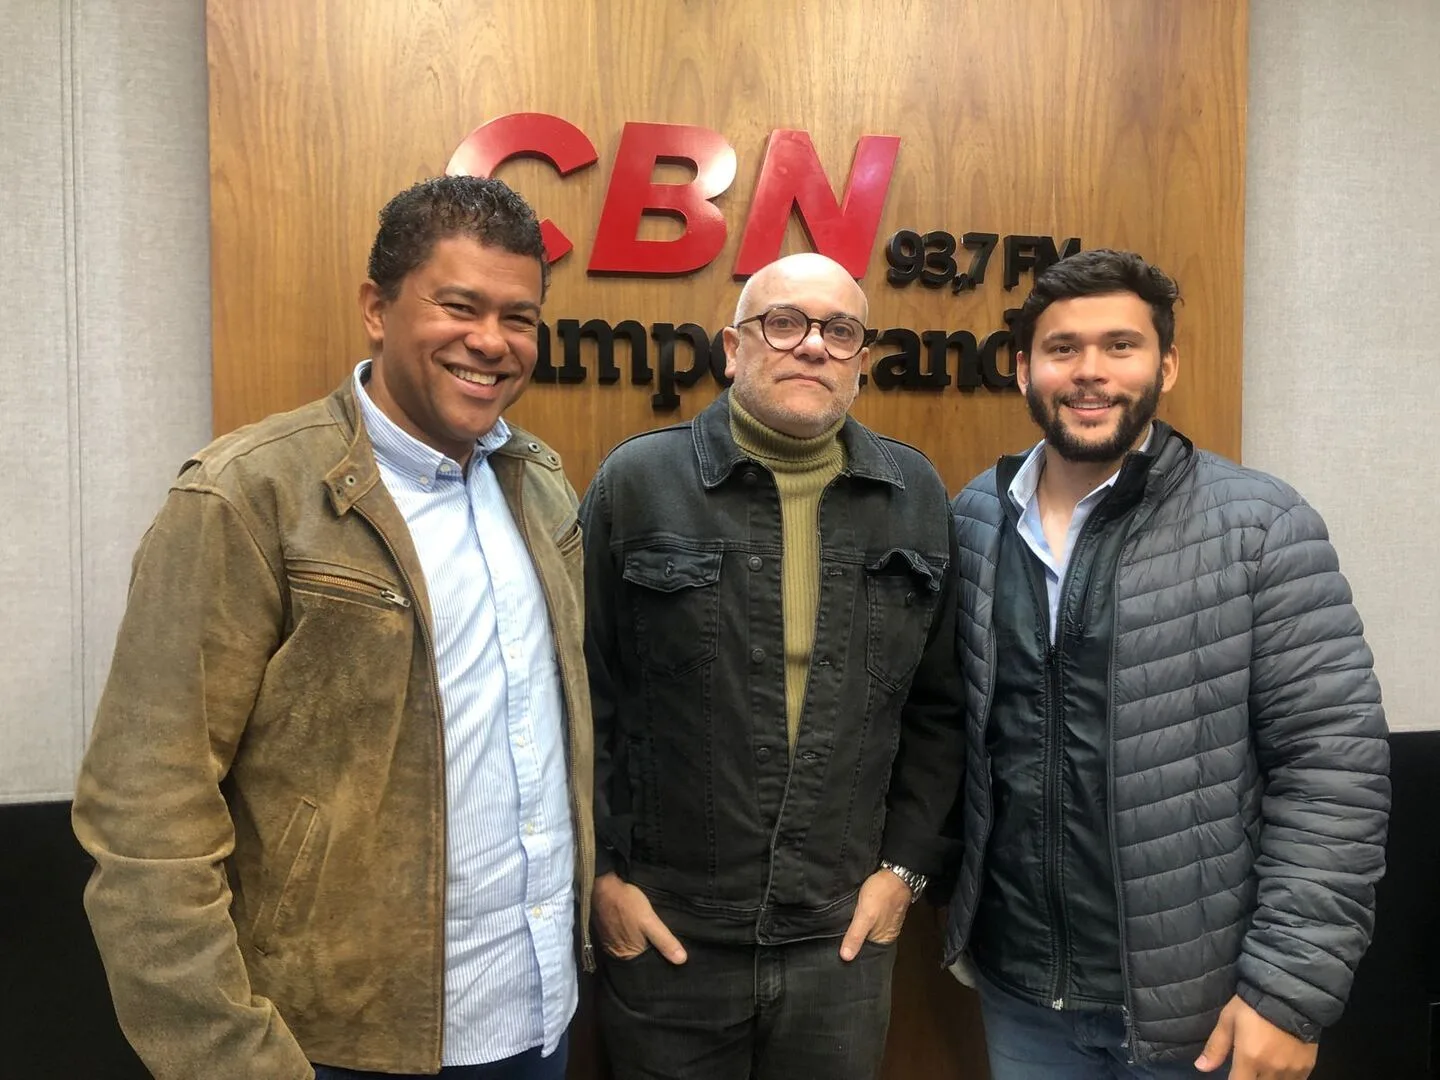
[[446, 112, 901, 278]]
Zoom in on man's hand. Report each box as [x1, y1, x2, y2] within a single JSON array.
[[592, 872, 687, 964], [1196, 995, 1318, 1079], [839, 868, 913, 961]]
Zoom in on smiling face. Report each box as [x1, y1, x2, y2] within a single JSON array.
[[359, 235, 544, 465], [722, 253, 869, 438], [1017, 291, 1179, 466]]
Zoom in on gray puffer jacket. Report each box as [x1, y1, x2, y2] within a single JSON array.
[[942, 427, 1390, 1064]]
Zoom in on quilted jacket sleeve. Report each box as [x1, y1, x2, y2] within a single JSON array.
[[1239, 496, 1390, 1040]]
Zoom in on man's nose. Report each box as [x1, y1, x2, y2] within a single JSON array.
[[1073, 344, 1106, 380], [793, 324, 829, 362], [464, 319, 506, 358]]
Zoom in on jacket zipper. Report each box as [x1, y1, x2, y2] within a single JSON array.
[[288, 569, 411, 608], [1109, 511, 1152, 1061], [1035, 504, 1108, 1011], [351, 503, 448, 1067], [508, 488, 597, 974], [1043, 639, 1068, 1009]]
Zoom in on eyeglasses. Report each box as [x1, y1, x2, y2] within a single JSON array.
[[734, 305, 868, 360]]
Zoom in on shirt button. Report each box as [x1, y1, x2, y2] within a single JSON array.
[[747, 555, 763, 571], [517, 734, 529, 747], [750, 647, 766, 664], [755, 746, 772, 762], [525, 822, 536, 835], [531, 905, 543, 918], [418, 476, 431, 486]]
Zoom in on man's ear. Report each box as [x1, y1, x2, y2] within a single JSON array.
[[1160, 345, 1180, 394], [359, 281, 387, 347], [853, 347, 868, 392], [722, 325, 740, 379], [1015, 351, 1031, 396]]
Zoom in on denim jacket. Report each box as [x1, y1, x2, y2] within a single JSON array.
[[581, 392, 965, 944], [73, 380, 595, 1079]]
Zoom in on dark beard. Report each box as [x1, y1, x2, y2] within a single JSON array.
[[1025, 373, 1163, 464]]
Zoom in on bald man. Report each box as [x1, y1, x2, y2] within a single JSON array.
[[580, 254, 966, 1079]]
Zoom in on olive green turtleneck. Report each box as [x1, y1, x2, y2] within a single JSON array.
[[729, 394, 848, 752]]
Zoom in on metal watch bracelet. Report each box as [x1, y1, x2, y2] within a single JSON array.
[[879, 859, 928, 903]]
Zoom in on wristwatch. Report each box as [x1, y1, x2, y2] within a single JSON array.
[[879, 860, 928, 903]]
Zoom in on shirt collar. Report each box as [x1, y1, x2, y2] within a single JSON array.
[[352, 360, 511, 485], [1007, 423, 1156, 514]]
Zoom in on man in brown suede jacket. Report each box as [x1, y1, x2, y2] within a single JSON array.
[[72, 176, 594, 1080]]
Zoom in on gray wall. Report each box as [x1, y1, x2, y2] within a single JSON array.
[[0, 0, 211, 803], [1, 0, 1435, 802], [1244, 0, 1438, 734]]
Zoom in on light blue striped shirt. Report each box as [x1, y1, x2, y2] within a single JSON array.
[[1006, 427, 1153, 644], [354, 362, 576, 1064]]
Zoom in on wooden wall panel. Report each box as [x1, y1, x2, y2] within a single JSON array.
[[209, 0, 1246, 493], [208, 2, 1247, 1076]]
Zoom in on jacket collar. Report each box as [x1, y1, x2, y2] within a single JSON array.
[[319, 377, 566, 516], [322, 379, 382, 516], [691, 390, 906, 491], [993, 421, 1193, 523]]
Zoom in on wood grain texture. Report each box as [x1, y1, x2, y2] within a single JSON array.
[[208, 1, 1247, 1075]]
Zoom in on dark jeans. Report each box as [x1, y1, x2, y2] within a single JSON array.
[[311, 1032, 568, 1080], [977, 973, 1223, 1079], [598, 935, 897, 1080]]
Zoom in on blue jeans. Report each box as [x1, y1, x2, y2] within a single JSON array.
[[977, 974, 1225, 1079], [311, 1032, 568, 1080]]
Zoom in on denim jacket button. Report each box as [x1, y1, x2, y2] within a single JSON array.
[[747, 555, 763, 571], [750, 647, 766, 664], [755, 746, 772, 762], [742, 469, 758, 485]]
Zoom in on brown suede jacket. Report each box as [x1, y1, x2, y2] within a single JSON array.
[[72, 380, 595, 1079]]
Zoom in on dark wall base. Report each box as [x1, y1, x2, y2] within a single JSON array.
[[0, 800, 147, 1079], [3, 731, 1436, 1079], [1309, 730, 1439, 1079]]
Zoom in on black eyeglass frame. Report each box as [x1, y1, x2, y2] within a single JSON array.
[[733, 305, 869, 361]]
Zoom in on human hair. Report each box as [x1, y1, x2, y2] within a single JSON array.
[[366, 175, 549, 301], [1014, 248, 1181, 355]]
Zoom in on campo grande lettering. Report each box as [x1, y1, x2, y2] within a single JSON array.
[[532, 315, 1021, 410]]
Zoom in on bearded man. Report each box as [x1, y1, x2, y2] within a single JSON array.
[[942, 248, 1389, 1080]]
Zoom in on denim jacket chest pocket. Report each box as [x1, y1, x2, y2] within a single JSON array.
[[622, 547, 724, 679], [864, 547, 945, 690]]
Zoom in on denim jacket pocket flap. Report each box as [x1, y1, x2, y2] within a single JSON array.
[[623, 548, 723, 593], [865, 547, 944, 592], [864, 548, 943, 690]]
